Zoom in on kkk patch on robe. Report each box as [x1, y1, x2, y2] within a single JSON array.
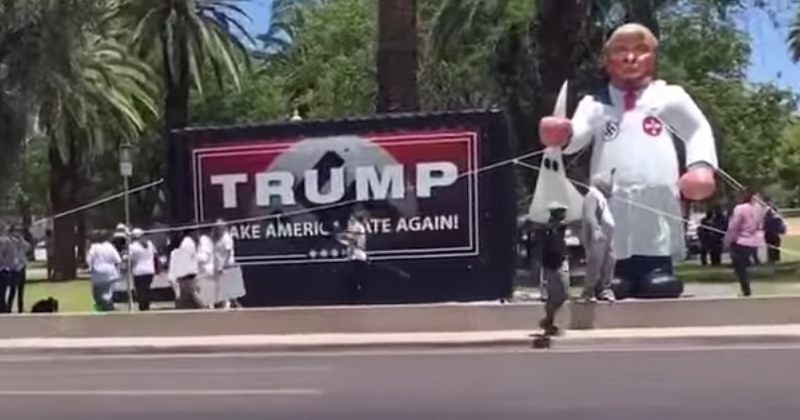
[[603, 120, 620, 141], [642, 116, 663, 137]]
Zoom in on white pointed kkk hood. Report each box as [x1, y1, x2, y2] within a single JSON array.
[[527, 80, 584, 223]]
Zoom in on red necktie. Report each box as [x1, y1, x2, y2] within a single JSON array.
[[623, 90, 637, 111]]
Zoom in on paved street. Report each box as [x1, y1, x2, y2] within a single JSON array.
[[0, 343, 799, 419]]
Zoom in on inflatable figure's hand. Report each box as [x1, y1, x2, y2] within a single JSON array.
[[679, 166, 716, 201], [539, 116, 571, 147]]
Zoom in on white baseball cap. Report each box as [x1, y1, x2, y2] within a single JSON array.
[[131, 228, 144, 239]]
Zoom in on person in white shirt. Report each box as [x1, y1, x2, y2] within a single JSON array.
[[129, 228, 157, 311], [336, 211, 370, 303], [211, 220, 240, 309], [212, 221, 235, 272], [538, 23, 718, 298], [196, 226, 215, 308], [170, 228, 204, 309], [196, 228, 215, 279], [581, 174, 616, 302], [86, 233, 122, 311]]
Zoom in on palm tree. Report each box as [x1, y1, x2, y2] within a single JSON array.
[[115, 0, 253, 225], [2, 0, 158, 280], [377, 0, 419, 112], [0, 2, 46, 200], [788, 6, 800, 63], [258, 0, 321, 56], [43, 37, 158, 279]]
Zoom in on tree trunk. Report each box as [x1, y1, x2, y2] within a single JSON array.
[[163, 30, 191, 232], [376, 0, 419, 113], [48, 141, 78, 281], [623, 0, 660, 39], [532, 0, 586, 132], [76, 211, 86, 269]]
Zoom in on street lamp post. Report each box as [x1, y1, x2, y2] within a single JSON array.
[[119, 140, 134, 312]]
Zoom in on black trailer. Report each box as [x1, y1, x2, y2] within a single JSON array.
[[168, 109, 517, 307]]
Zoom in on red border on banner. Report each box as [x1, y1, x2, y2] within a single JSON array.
[[191, 131, 480, 264]]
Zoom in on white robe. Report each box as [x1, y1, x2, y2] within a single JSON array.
[[564, 81, 718, 260]]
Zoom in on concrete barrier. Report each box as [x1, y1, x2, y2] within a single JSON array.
[[0, 296, 799, 339], [571, 295, 800, 329]]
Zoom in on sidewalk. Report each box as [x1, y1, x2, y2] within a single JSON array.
[[5, 325, 800, 355]]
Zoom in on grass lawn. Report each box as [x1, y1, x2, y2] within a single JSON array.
[[21, 235, 800, 312], [25, 279, 94, 313], [21, 261, 93, 313], [526, 282, 800, 298], [676, 235, 800, 284]]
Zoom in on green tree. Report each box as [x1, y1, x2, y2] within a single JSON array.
[[251, 0, 510, 119], [265, 0, 377, 118], [116, 0, 253, 223], [190, 65, 291, 124], [2, 0, 159, 279], [659, 6, 795, 196], [776, 120, 800, 205], [0, 2, 44, 201]]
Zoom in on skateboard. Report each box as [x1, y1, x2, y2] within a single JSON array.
[[531, 322, 560, 349], [531, 333, 553, 349]]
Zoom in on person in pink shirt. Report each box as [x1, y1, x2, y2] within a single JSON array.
[[724, 190, 766, 296]]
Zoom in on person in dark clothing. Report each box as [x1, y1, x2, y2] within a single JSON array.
[[44, 229, 54, 281], [698, 208, 726, 266], [538, 203, 569, 337], [762, 203, 786, 265], [7, 224, 30, 313]]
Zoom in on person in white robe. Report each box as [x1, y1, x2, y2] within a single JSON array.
[[581, 174, 616, 302], [210, 220, 242, 309], [539, 23, 718, 298], [129, 228, 157, 311], [169, 228, 204, 309], [86, 233, 122, 311]]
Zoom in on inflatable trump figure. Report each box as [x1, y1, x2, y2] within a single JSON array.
[[535, 23, 718, 299]]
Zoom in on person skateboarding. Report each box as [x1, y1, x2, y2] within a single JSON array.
[[538, 202, 570, 337]]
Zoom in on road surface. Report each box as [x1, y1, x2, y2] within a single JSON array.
[[0, 343, 799, 419]]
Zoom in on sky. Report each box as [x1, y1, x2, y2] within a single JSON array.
[[240, 0, 800, 91], [738, 4, 800, 91]]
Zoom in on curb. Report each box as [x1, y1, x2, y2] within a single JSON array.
[[3, 296, 800, 339], [5, 334, 800, 356]]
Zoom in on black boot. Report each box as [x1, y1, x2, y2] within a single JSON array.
[[619, 256, 683, 299], [637, 255, 684, 299], [639, 272, 684, 299], [539, 318, 561, 336], [610, 277, 632, 300]]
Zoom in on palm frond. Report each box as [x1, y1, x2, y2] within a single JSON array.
[[118, 0, 254, 96]]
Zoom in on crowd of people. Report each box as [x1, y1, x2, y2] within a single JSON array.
[[85, 220, 244, 312], [696, 195, 786, 271]]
